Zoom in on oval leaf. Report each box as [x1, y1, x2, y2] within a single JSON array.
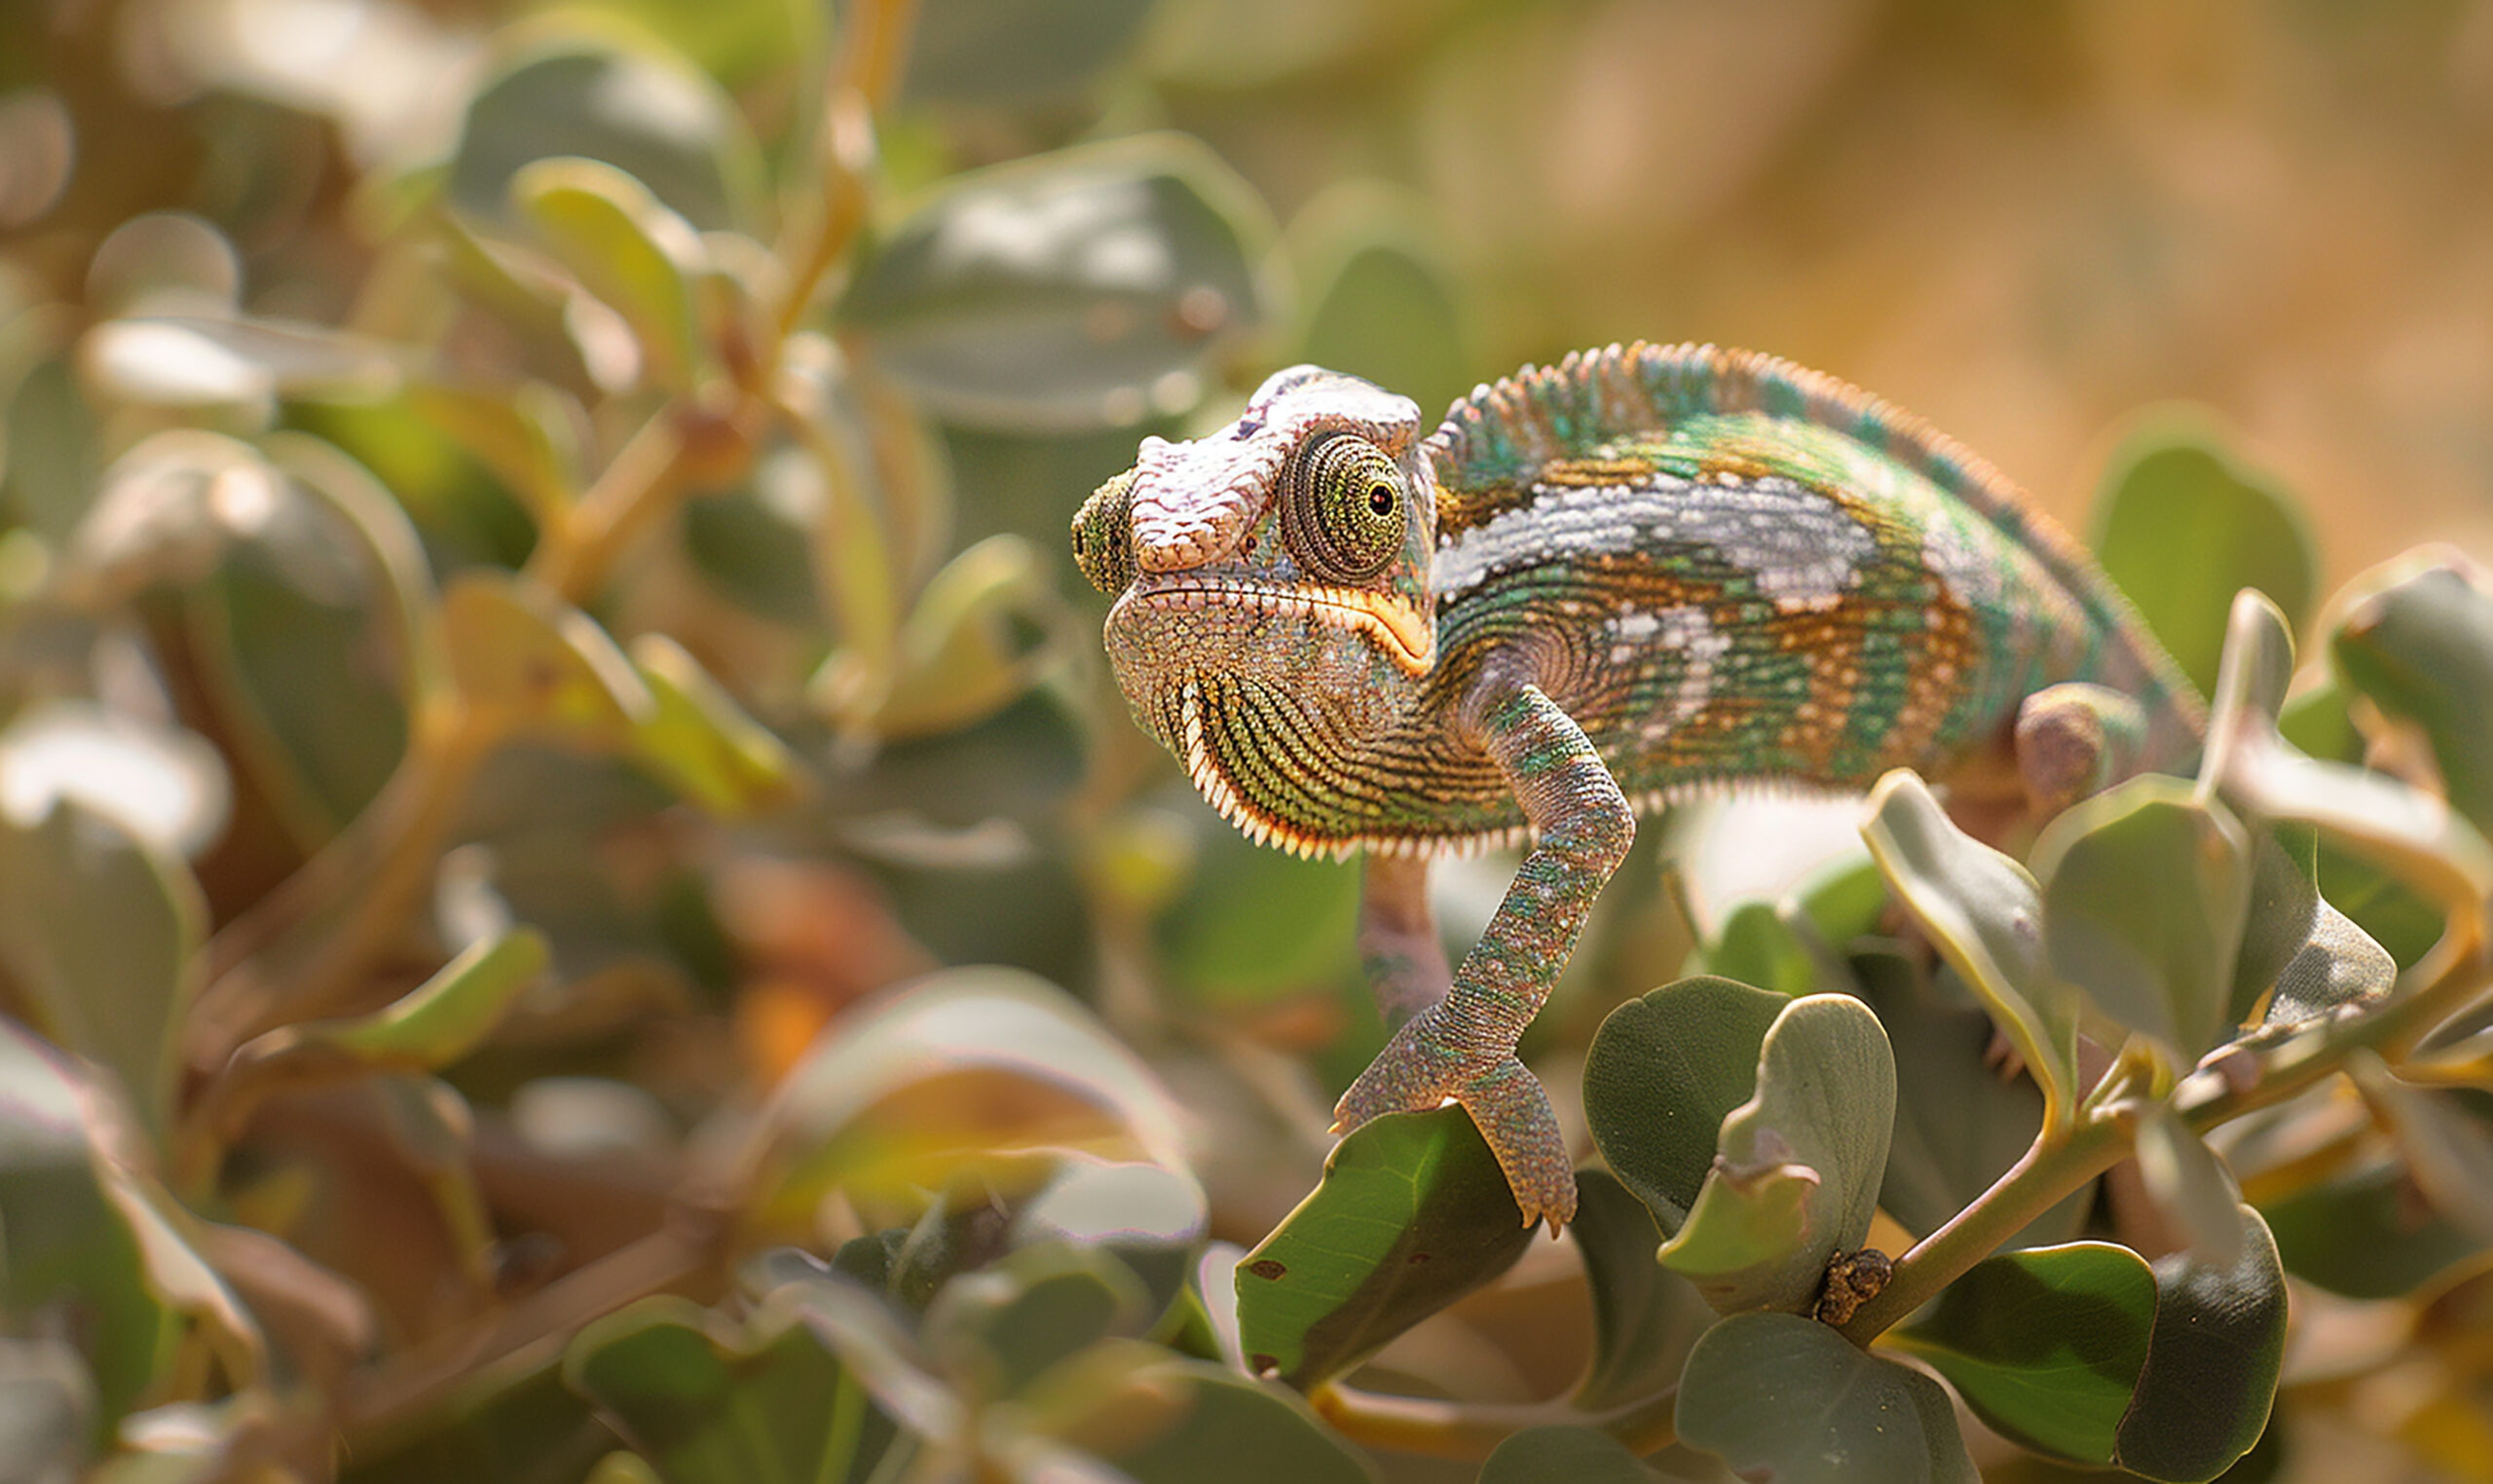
[[1889, 1241, 2156, 1465], [1658, 994, 1895, 1315], [1569, 1169, 1714, 1411], [441, 571, 653, 749], [2089, 412, 2318, 694], [2328, 554, 2493, 842], [2033, 776, 2254, 1057], [1232, 1105, 1534, 1391], [2114, 1206, 2287, 1483], [1863, 770, 2079, 1122], [840, 134, 1270, 431], [1582, 975, 1787, 1232], [1676, 1312, 1977, 1483], [1480, 1425, 1661, 1484], [512, 158, 706, 393]]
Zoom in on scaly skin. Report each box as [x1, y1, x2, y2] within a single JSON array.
[[1072, 342, 2203, 1231]]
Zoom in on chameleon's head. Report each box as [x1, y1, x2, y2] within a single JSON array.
[[1071, 366, 1438, 853]]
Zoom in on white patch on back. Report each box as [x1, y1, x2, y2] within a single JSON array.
[[1433, 472, 1878, 613]]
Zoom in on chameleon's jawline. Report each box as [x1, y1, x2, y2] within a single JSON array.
[[1117, 578, 1435, 674]]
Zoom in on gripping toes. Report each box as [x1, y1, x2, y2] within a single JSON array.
[[1330, 1014, 1469, 1132], [1456, 1057, 1576, 1233]]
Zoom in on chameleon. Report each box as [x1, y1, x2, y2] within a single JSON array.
[[1070, 342, 2202, 1232]]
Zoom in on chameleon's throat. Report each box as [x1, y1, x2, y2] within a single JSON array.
[[1118, 579, 1435, 674]]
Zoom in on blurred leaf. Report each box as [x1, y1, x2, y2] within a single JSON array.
[[442, 571, 653, 749], [450, 38, 766, 232], [2089, 412, 2318, 694], [875, 535, 1065, 738], [2277, 676, 2363, 764], [1862, 771, 2078, 1122], [840, 134, 1271, 431], [1676, 1312, 1977, 1483], [682, 473, 822, 625], [513, 158, 706, 393], [1288, 184, 1470, 420], [1850, 949, 2062, 1243], [2033, 775, 2253, 1057], [627, 634, 805, 817], [903, 0, 1154, 102], [1581, 975, 1785, 1233], [1890, 1241, 2155, 1465], [2316, 842, 2445, 969], [2114, 1207, 2287, 1483], [2133, 1106, 2246, 1266], [0, 1021, 173, 1429], [2259, 1157, 2484, 1300], [925, 1243, 1147, 1399], [758, 967, 1188, 1220], [1037, 1349, 1376, 1484], [0, 1337, 96, 1480], [2348, 1055, 2493, 1243], [565, 1294, 887, 1484], [404, 382, 581, 525], [3, 352, 100, 543], [2328, 554, 2493, 841], [1568, 1169, 1712, 1411], [1658, 994, 1894, 1315], [0, 801, 204, 1145], [226, 930, 549, 1103], [80, 315, 401, 412], [1231, 1106, 1533, 1391], [2229, 829, 2317, 1025], [0, 701, 229, 859], [334, 1352, 615, 1484], [1701, 900, 1822, 998], [1008, 1160, 1209, 1326], [1479, 1425, 1661, 1484]]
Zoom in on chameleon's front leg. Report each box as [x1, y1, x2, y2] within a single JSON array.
[[1332, 682, 1634, 1231]]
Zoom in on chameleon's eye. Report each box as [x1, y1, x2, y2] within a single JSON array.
[[1288, 433, 1406, 582], [1071, 469, 1138, 595]]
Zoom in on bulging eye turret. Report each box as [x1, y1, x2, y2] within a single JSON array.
[[1286, 433, 1406, 582], [1071, 469, 1138, 595]]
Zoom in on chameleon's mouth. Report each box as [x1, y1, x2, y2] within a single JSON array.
[[1115, 577, 1435, 674]]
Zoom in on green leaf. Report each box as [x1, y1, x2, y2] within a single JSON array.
[[2328, 554, 2493, 842], [450, 37, 765, 231], [840, 134, 1271, 431], [2, 352, 101, 543], [1581, 975, 1787, 1233], [1008, 1159, 1209, 1325], [2033, 775, 2254, 1057], [902, 0, 1154, 102], [1676, 1312, 1977, 1483], [1231, 1106, 1535, 1391], [2133, 1106, 2246, 1266], [1037, 1350, 1377, 1484], [404, 382, 582, 524], [874, 535, 1066, 739], [2089, 410, 2318, 694], [1568, 1169, 1713, 1411], [1479, 1425, 1662, 1484], [513, 158, 707, 394], [231, 929, 549, 1087], [2114, 1206, 2287, 1483], [1862, 770, 2079, 1122], [925, 1244, 1147, 1399], [441, 571, 653, 749], [757, 967, 1188, 1221], [2260, 895, 2395, 1029], [1658, 994, 1895, 1315], [2229, 829, 2318, 1026], [0, 1022, 173, 1428], [0, 801, 204, 1146], [627, 634, 804, 818], [1288, 184, 1470, 423], [1889, 1241, 2156, 1465], [1850, 949, 2062, 1244], [2259, 1157, 2484, 1300], [1702, 900, 1823, 998], [565, 1294, 888, 1484]]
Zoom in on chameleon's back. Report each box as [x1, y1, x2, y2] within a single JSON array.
[[1395, 343, 2202, 841]]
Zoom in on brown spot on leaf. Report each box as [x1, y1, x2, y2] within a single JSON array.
[[1245, 1258, 1287, 1280], [1405, 1251, 1432, 1265]]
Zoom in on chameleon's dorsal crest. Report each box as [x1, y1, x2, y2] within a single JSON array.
[[1130, 365, 1423, 572]]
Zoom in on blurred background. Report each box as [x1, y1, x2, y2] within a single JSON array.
[[2, 0, 2489, 1480]]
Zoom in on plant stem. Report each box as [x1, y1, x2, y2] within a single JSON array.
[[1312, 1378, 1680, 1461], [522, 412, 692, 606], [1837, 1110, 2132, 1344], [773, 0, 918, 345]]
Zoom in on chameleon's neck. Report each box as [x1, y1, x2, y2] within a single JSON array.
[[1427, 343, 2207, 764]]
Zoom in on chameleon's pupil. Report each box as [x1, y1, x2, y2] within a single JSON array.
[[1367, 484, 1394, 515]]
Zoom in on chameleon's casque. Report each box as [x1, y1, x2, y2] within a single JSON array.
[[1073, 342, 2203, 1231]]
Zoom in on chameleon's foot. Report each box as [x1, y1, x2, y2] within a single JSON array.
[[1455, 1057, 1577, 1234], [1330, 1014, 1468, 1133]]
